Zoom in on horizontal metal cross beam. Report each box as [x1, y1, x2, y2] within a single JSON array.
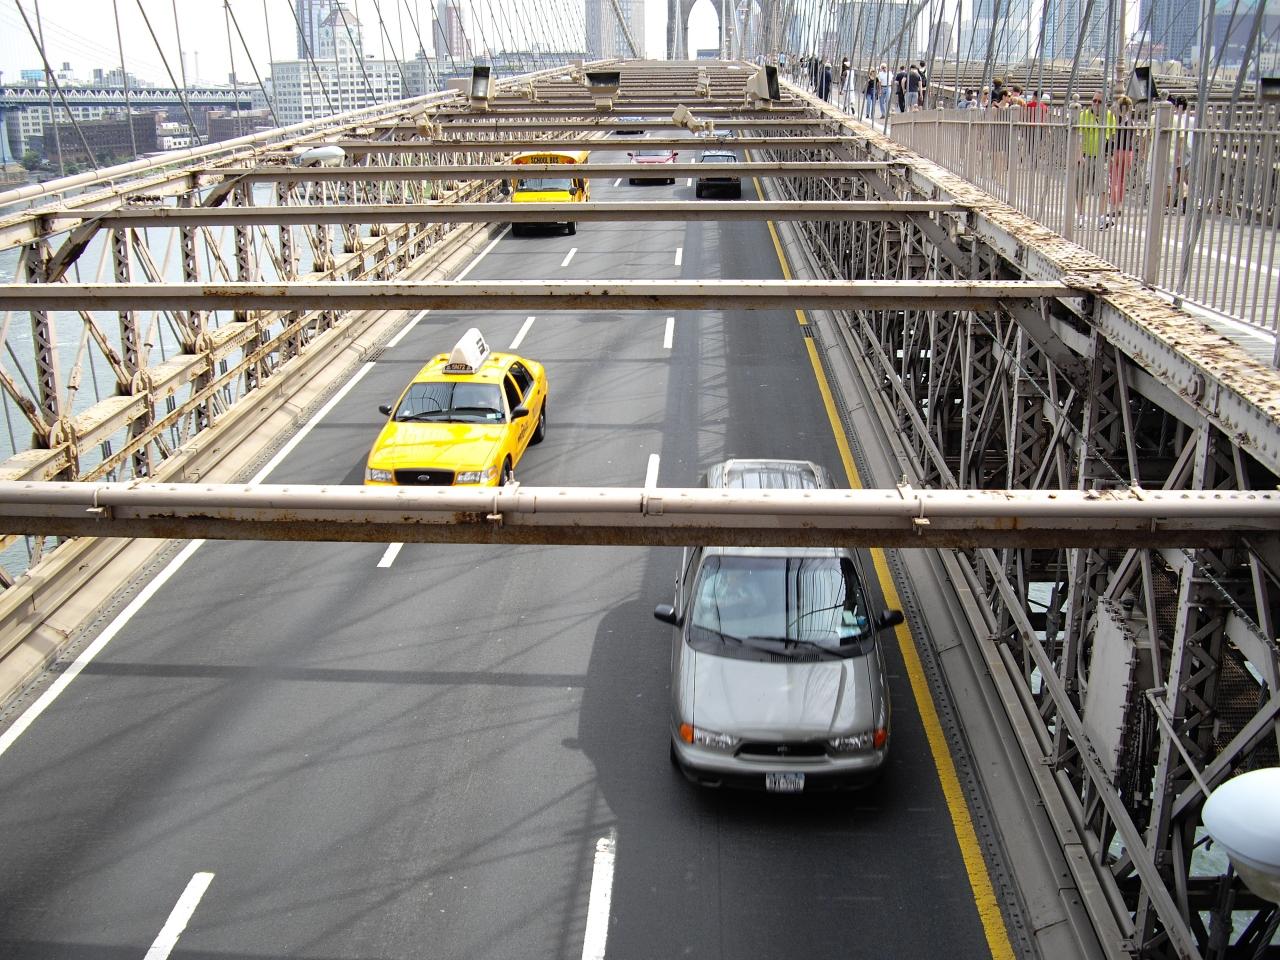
[[203, 162, 895, 182], [47, 201, 955, 229], [333, 136, 860, 153], [0, 280, 1069, 312], [1, 483, 1275, 549]]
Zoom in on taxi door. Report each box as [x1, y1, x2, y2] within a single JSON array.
[[509, 361, 544, 455], [502, 375, 532, 457]]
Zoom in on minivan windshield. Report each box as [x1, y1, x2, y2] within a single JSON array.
[[689, 555, 872, 654]]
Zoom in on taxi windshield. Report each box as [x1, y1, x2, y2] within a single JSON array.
[[395, 381, 505, 423], [689, 556, 872, 654], [515, 177, 573, 192]]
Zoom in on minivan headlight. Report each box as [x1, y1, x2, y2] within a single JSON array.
[[366, 467, 393, 483], [680, 723, 738, 752], [828, 728, 887, 753]]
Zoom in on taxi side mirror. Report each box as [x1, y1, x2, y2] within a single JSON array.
[[378, 404, 392, 416], [499, 181, 511, 196], [512, 406, 530, 420], [654, 604, 681, 626], [876, 609, 905, 631], [626, 152, 634, 158]]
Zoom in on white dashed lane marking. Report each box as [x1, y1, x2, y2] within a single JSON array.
[[510, 315, 536, 350], [143, 872, 215, 960], [674, 246, 683, 267], [663, 316, 674, 349], [377, 543, 403, 568], [561, 247, 577, 267]]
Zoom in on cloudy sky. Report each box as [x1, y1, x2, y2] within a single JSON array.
[[0, 1, 722, 88]]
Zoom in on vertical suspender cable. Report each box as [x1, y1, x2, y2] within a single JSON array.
[[134, 0, 206, 145], [286, 0, 338, 117], [111, 0, 140, 158], [225, 0, 283, 129]]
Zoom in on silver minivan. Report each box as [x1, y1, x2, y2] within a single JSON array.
[[654, 459, 903, 792]]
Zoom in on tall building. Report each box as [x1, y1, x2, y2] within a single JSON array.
[[295, 0, 330, 58], [960, 0, 1032, 62], [272, 5, 402, 123], [838, 1, 917, 59], [316, 2, 363, 60], [586, 0, 645, 59], [434, 1, 471, 63], [1137, 0, 1200, 62], [1043, 0, 1108, 61]]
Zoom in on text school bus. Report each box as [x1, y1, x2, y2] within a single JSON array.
[[509, 150, 590, 236]]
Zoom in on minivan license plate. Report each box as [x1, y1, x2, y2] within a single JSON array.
[[765, 772, 805, 793]]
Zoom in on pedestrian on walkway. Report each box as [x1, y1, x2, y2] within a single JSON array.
[[877, 63, 891, 117], [1103, 95, 1137, 228], [864, 69, 881, 118], [906, 65, 922, 110], [1075, 92, 1116, 227], [894, 65, 907, 113], [918, 61, 929, 108], [818, 58, 833, 101]]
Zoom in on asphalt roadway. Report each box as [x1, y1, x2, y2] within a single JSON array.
[[0, 152, 1008, 959]]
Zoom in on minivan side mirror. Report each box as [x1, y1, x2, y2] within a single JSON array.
[[654, 604, 681, 626], [876, 609, 905, 631], [378, 404, 392, 416]]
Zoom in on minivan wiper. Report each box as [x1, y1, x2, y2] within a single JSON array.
[[748, 636, 844, 659]]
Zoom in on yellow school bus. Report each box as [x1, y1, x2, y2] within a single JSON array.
[[509, 149, 590, 236]]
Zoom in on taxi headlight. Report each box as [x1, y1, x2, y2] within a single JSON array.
[[366, 467, 393, 483], [828, 728, 888, 753], [679, 723, 738, 752], [455, 465, 498, 484]]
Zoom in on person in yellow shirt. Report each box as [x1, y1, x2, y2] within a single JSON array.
[[1074, 93, 1116, 228]]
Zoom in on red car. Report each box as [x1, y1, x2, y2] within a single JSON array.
[[627, 146, 679, 184]]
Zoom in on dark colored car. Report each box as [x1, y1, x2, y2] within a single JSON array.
[[695, 150, 742, 198]]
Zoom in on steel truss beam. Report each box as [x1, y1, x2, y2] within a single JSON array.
[[199, 162, 898, 182], [0, 280, 1068, 313], [332, 137, 862, 153], [40, 201, 959, 231], [0, 483, 1275, 549], [756, 82, 1280, 960]]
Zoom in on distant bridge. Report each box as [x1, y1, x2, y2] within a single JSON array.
[[0, 84, 255, 111]]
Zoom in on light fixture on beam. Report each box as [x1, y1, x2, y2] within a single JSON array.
[[696, 68, 711, 99], [469, 65, 494, 112], [1203, 768, 1280, 904], [584, 70, 621, 112], [744, 65, 780, 109], [672, 104, 713, 134]]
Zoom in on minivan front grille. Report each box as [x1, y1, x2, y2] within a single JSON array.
[[738, 741, 827, 759], [394, 469, 455, 486]]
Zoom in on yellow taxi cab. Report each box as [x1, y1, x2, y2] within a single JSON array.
[[364, 328, 547, 487]]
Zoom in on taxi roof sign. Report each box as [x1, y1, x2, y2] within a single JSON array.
[[442, 328, 491, 374]]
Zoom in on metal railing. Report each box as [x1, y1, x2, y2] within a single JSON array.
[[888, 103, 1280, 347]]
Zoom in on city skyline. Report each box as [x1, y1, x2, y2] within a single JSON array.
[[0, 0, 711, 90]]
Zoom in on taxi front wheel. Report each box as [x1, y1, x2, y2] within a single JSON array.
[[531, 403, 546, 444]]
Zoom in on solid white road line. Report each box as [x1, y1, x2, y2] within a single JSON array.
[[644, 454, 660, 489], [377, 543, 403, 568], [674, 246, 683, 267], [663, 316, 674, 350], [142, 872, 215, 960], [0, 539, 205, 761], [510, 315, 537, 350], [612, 178, 621, 187], [0, 225, 511, 763], [580, 830, 617, 960], [560, 247, 577, 267], [685, 178, 692, 187]]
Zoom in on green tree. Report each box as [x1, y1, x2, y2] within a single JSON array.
[[19, 150, 42, 171]]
